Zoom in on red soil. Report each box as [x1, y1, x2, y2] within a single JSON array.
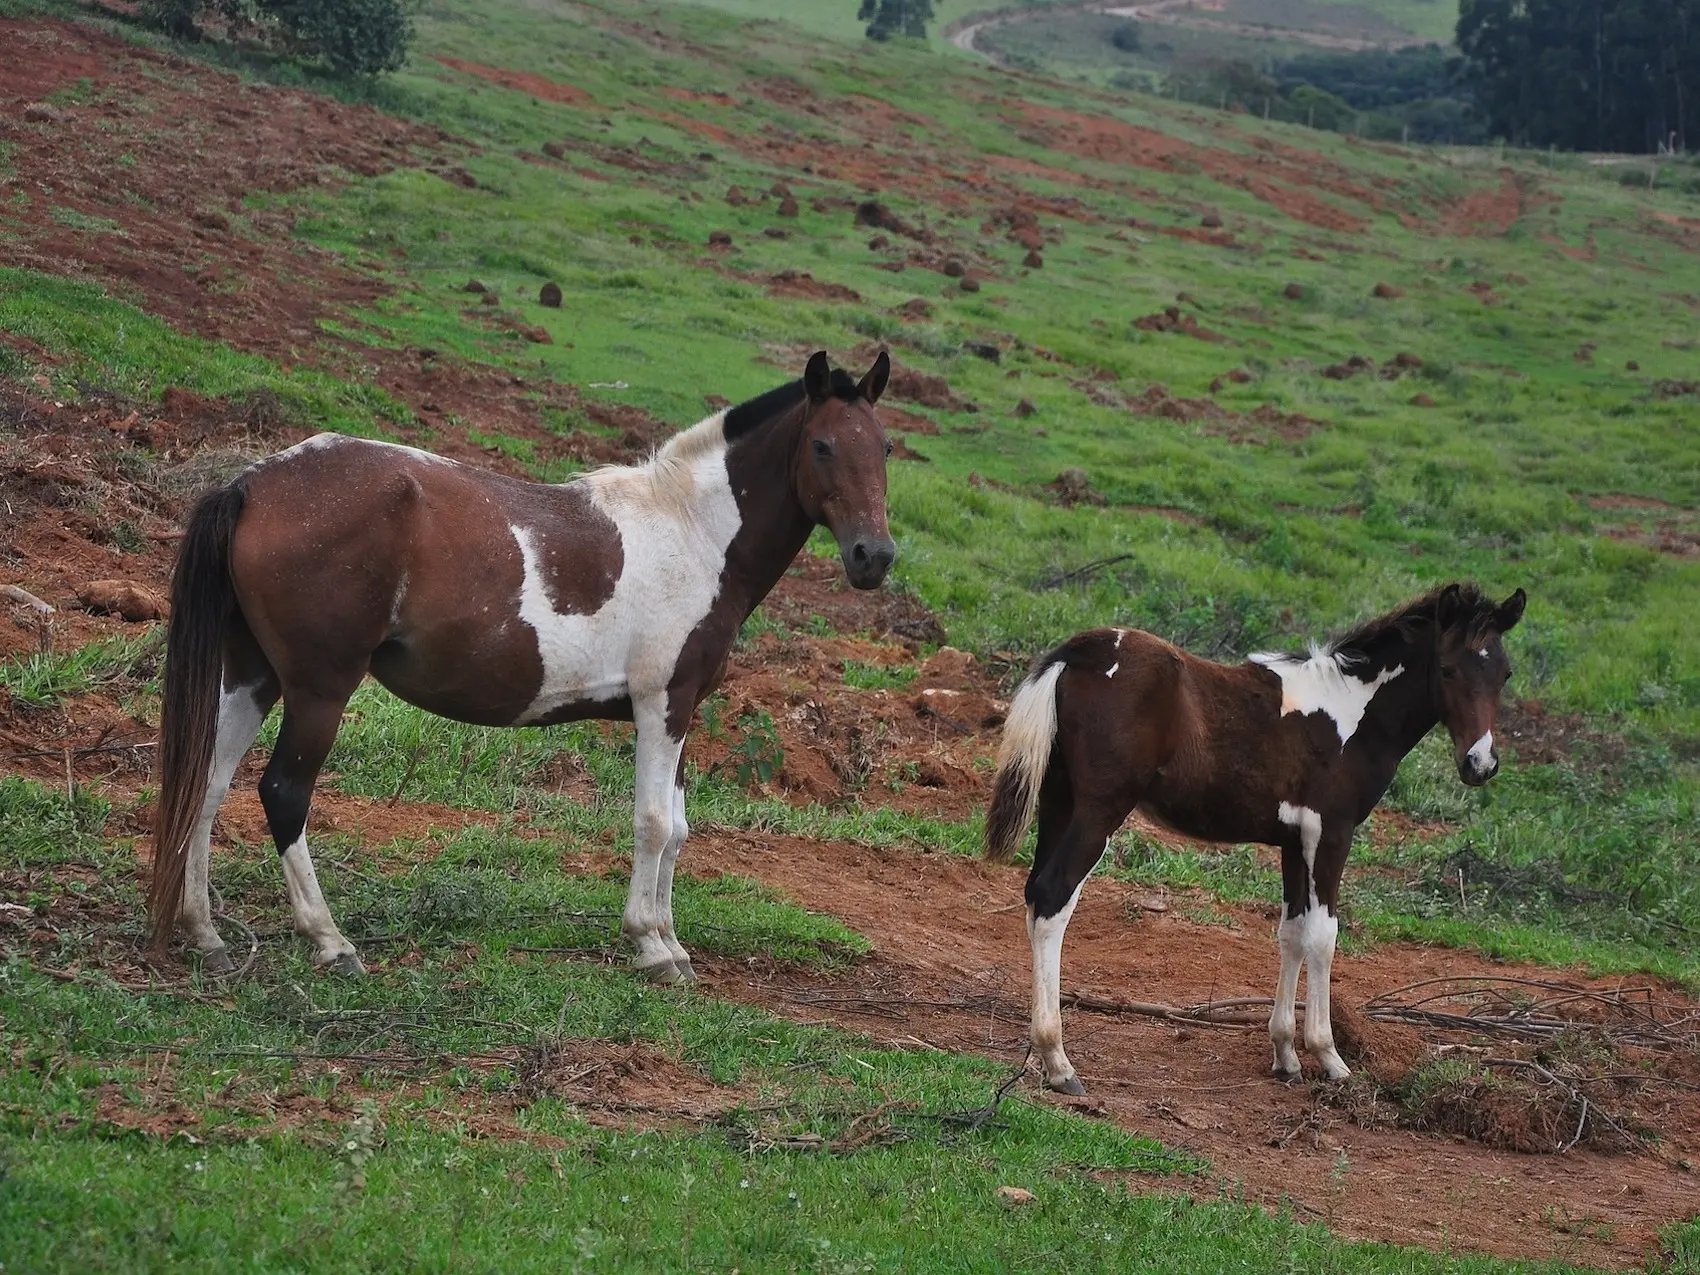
[[681, 830, 1700, 1270], [435, 56, 595, 107]]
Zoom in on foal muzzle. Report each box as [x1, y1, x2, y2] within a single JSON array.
[[1458, 731, 1498, 786], [844, 535, 896, 590]]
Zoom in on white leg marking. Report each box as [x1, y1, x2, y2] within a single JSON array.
[[1467, 730, 1494, 768], [1028, 844, 1106, 1091], [656, 782, 691, 970], [622, 703, 686, 981], [1302, 908, 1347, 1079], [180, 684, 269, 957], [279, 835, 360, 967], [1270, 911, 1304, 1076], [1105, 662, 1119, 678], [1273, 802, 1340, 1075]]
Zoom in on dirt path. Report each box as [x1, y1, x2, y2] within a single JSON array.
[[952, 0, 1427, 59], [680, 830, 1700, 1270]]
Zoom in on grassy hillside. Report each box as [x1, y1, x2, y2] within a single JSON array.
[[3, 0, 1699, 1268]]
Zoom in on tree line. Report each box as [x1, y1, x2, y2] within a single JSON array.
[[1457, 0, 1696, 152]]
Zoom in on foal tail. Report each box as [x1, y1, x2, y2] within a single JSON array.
[[984, 660, 1065, 862], [149, 482, 247, 952]]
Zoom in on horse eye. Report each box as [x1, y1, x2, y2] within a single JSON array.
[[1503, 667, 1513, 684], [812, 439, 834, 460], [1440, 665, 1459, 681], [883, 438, 894, 457]]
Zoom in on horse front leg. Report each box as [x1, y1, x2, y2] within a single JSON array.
[[622, 702, 687, 984], [1303, 825, 1353, 1081]]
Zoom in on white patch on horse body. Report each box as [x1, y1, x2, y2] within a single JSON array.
[[1105, 662, 1119, 678], [1250, 648, 1404, 747], [265, 433, 454, 469], [1477, 648, 1489, 658], [1468, 730, 1494, 767], [512, 414, 742, 725], [1276, 801, 1323, 912]]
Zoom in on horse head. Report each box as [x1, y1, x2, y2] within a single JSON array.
[[794, 350, 896, 590], [1433, 583, 1526, 785]]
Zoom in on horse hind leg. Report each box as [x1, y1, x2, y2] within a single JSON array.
[[259, 691, 363, 973], [180, 670, 279, 972], [1024, 789, 1122, 1096]]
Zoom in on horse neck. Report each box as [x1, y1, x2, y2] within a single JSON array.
[[1357, 634, 1441, 764], [717, 407, 815, 617]]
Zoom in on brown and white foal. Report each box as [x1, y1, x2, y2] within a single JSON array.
[[150, 351, 895, 982], [985, 584, 1525, 1093]]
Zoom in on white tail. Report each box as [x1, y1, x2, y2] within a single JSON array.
[[984, 662, 1064, 861]]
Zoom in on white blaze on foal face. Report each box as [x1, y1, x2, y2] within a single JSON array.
[[1250, 649, 1404, 747]]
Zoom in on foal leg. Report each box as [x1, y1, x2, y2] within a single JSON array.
[[1025, 791, 1121, 1096], [1302, 826, 1352, 1080], [259, 692, 363, 973], [180, 673, 278, 972], [621, 700, 688, 984]]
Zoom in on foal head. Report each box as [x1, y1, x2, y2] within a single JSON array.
[[1432, 583, 1526, 785], [794, 350, 896, 590]]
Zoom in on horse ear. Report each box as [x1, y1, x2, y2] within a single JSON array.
[[804, 351, 832, 404], [1496, 588, 1526, 632], [857, 350, 890, 405], [1435, 583, 1464, 627]]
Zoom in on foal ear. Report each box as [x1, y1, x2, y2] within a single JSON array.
[[857, 349, 891, 405], [1435, 583, 1465, 627], [803, 351, 833, 404], [1496, 587, 1527, 633]]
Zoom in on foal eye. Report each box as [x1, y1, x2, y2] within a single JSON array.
[[812, 439, 834, 460]]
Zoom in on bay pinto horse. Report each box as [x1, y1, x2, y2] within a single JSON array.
[[985, 583, 1526, 1094], [149, 351, 895, 983]]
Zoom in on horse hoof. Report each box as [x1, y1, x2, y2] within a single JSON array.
[[1272, 1065, 1303, 1083], [673, 959, 697, 983], [326, 952, 366, 977], [200, 945, 234, 977], [1048, 1075, 1088, 1097], [635, 957, 682, 985]]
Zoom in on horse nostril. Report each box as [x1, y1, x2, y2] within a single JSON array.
[[851, 542, 869, 566]]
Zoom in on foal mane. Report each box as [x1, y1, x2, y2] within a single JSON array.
[[581, 368, 864, 514], [1325, 583, 1500, 667]]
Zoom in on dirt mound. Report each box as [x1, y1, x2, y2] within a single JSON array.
[[1436, 170, 1533, 236], [886, 366, 978, 414], [765, 270, 861, 303], [516, 1038, 751, 1127], [1122, 382, 1324, 443], [1134, 306, 1227, 342]]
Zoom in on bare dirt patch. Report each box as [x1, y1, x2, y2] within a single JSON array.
[[679, 830, 1700, 1269], [0, 18, 446, 351]]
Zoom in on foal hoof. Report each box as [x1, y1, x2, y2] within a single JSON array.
[[199, 945, 235, 977], [1048, 1075, 1088, 1097], [325, 952, 367, 977], [634, 956, 682, 985]]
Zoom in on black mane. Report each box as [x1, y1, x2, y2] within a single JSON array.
[[721, 368, 861, 442], [1326, 583, 1500, 666]]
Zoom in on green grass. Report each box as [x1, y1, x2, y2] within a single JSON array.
[[5, 775, 1601, 1275], [0, 633, 159, 709]]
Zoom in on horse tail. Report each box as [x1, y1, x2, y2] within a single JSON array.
[[149, 482, 247, 952], [985, 659, 1066, 862]]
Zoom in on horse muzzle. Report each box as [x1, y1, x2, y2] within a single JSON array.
[[1457, 731, 1498, 786], [843, 535, 896, 590]]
